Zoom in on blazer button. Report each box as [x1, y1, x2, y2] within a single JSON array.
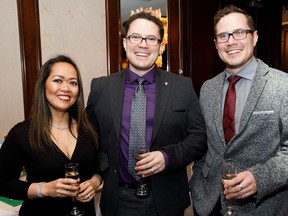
[[114, 169, 117, 173]]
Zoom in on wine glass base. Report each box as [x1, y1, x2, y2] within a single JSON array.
[[221, 207, 237, 216], [67, 209, 84, 216], [135, 183, 150, 198]]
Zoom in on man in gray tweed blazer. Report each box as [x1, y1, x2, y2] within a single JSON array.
[[190, 5, 288, 216]]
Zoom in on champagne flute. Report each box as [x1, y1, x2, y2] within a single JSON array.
[[65, 163, 84, 216], [221, 159, 238, 216], [135, 146, 150, 197]]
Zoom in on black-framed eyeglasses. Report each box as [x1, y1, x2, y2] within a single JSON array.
[[126, 34, 162, 46], [215, 29, 255, 43]]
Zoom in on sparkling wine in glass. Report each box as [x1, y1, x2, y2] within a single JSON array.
[[135, 146, 150, 197], [221, 159, 238, 216], [65, 163, 84, 216]]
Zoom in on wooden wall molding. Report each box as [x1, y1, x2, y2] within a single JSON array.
[[105, 0, 121, 75], [167, 0, 180, 74], [17, 0, 42, 119]]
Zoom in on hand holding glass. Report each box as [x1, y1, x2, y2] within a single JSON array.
[[222, 159, 237, 181], [135, 146, 150, 197], [65, 163, 84, 216], [221, 159, 238, 216]]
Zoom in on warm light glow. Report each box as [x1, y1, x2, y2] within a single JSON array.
[[155, 16, 168, 68], [130, 7, 162, 18]]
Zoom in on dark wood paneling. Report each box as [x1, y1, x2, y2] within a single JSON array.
[[106, 0, 121, 74], [167, 0, 180, 74], [282, 24, 288, 72], [180, 0, 219, 95], [247, 1, 282, 69], [17, 0, 42, 119]]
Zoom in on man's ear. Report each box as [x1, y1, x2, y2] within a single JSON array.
[[159, 43, 165, 55], [214, 39, 219, 50], [123, 38, 127, 51]]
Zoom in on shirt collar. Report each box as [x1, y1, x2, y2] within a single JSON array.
[[126, 66, 156, 84], [224, 56, 257, 81]]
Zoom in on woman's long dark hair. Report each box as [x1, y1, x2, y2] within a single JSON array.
[[29, 55, 98, 150]]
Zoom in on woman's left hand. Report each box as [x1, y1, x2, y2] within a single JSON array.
[[76, 174, 102, 202]]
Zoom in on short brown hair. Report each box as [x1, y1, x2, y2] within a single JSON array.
[[124, 11, 164, 40], [213, 5, 256, 34]]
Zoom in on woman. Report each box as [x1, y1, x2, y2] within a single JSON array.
[[0, 55, 102, 215]]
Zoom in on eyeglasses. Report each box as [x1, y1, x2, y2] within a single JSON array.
[[215, 29, 254, 43], [126, 34, 162, 46]]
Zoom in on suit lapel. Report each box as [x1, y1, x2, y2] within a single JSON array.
[[109, 71, 126, 141], [238, 62, 269, 133], [151, 70, 171, 142], [213, 74, 227, 145]]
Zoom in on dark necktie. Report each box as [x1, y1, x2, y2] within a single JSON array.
[[223, 75, 241, 144], [128, 78, 146, 180]]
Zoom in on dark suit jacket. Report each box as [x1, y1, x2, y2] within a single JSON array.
[[86, 68, 207, 216]]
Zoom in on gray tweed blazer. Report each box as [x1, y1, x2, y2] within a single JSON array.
[[190, 59, 288, 216]]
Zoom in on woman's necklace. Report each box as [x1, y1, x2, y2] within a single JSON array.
[[52, 124, 69, 130]]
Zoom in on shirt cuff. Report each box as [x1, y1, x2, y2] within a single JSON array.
[[159, 149, 169, 167]]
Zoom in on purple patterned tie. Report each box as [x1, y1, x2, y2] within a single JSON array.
[[128, 78, 146, 180]]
